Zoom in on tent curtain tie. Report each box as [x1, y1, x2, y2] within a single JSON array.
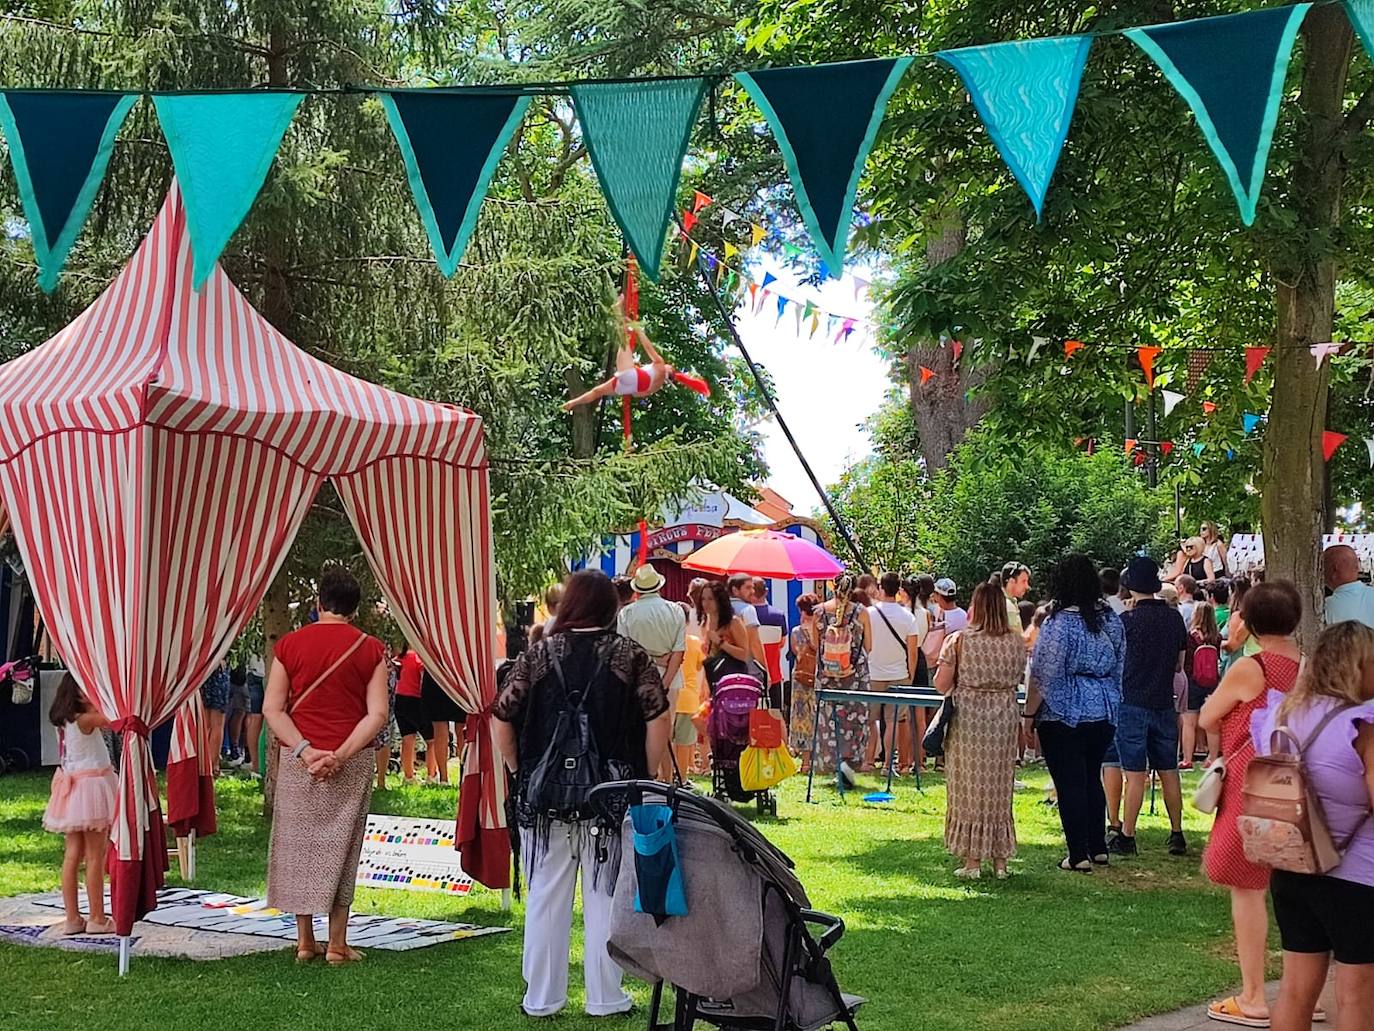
[[111, 716, 151, 737]]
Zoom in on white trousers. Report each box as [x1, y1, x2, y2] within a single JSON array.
[[522, 820, 632, 1018]]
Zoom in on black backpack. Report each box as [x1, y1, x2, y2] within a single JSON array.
[[518, 645, 628, 825]]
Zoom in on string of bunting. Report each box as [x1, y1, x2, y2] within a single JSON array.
[[1, 2, 1372, 295], [1055, 340, 1374, 470]]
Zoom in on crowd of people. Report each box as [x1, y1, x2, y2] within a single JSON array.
[[34, 526, 1374, 1026]]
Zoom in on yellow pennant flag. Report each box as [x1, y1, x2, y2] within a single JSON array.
[[724, 242, 739, 263], [751, 224, 767, 248], [809, 313, 819, 338], [688, 241, 699, 265]]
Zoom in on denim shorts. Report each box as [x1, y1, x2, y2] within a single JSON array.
[[1114, 702, 1179, 773]]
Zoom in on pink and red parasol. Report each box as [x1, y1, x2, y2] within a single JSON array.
[[681, 529, 844, 580]]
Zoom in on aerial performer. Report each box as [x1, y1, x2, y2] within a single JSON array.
[[562, 296, 711, 411]]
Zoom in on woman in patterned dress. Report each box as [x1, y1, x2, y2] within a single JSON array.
[[937, 581, 1029, 880], [815, 575, 872, 783], [1198, 581, 1304, 1027], [264, 566, 389, 966], [787, 593, 821, 764]]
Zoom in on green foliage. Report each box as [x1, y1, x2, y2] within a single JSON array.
[[0, 0, 764, 615], [827, 417, 1172, 592]]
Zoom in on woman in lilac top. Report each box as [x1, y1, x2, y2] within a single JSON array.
[[1255, 621, 1374, 1030]]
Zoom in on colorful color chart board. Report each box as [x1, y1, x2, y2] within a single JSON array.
[[356, 814, 475, 897], [31, 887, 507, 951]]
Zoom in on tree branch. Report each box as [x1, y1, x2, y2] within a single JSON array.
[[1344, 82, 1374, 141]]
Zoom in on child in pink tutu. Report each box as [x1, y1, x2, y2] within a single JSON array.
[[43, 674, 117, 935]]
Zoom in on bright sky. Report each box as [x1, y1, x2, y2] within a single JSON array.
[[726, 257, 891, 518]]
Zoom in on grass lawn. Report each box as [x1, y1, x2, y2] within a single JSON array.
[[0, 766, 1268, 1031]]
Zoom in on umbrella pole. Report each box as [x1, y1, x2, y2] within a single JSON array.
[[691, 251, 870, 572], [118, 935, 131, 976]]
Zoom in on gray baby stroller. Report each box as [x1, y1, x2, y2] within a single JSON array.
[[590, 780, 863, 1031]]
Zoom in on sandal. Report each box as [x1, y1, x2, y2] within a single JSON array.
[[58, 917, 87, 936], [83, 917, 115, 935], [295, 943, 327, 964], [326, 946, 366, 965], [1206, 997, 1269, 1027], [1058, 857, 1093, 873]]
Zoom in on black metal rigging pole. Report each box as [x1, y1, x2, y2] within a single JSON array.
[[692, 253, 870, 573]]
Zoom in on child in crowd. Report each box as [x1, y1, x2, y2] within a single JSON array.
[[42, 674, 117, 935], [1181, 602, 1220, 769]]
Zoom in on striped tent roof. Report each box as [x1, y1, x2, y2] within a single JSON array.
[[0, 180, 485, 472]]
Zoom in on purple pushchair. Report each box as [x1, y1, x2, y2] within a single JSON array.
[[708, 672, 777, 816]]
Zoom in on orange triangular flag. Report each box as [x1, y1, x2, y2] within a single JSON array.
[[1202, 401, 1218, 415], [919, 366, 935, 385], [1124, 438, 1137, 456], [1064, 339, 1084, 358], [1137, 346, 1162, 388], [1244, 346, 1270, 385], [1323, 431, 1348, 461], [692, 190, 713, 213]]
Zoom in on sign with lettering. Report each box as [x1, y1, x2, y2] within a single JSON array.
[[356, 814, 473, 897], [644, 523, 726, 551]]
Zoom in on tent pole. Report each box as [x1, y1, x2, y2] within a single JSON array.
[[118, 935, 131, 976], [692, 253, 869, 572]]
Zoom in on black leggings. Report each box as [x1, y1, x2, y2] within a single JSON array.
[[1038, 719, 1115, 865]]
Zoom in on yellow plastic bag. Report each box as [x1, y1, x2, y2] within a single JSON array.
[[739, 744, 798, 791]]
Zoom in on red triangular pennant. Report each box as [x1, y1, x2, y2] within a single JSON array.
[[1323, 430, 1348, 461], [1160, 440, 1174, 456], [1202, 401, 1218, 415], [1244, 346, 1270, 386], [682, 208, 698, 233], [1137, 346, 1162, 388], [919, 366, 936, 385], [1064, 339, 1084, 358], [1133, 451, 1148, 466], [952, 339, 964, 362]]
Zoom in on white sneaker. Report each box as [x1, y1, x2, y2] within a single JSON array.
[[839, 761, 857, 788]]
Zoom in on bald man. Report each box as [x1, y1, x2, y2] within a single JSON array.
[[1323, 544, 1374, 628]]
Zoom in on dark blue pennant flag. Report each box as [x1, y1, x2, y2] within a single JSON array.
[[380, 91, 531, 277], [0, 91, 136, 292], [737, 58, 912, 275], [1125, 4, 1311, 225]]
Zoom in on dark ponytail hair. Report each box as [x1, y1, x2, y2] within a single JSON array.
[[1047, 554, 1107, 634], [48, 673, 88, 727]]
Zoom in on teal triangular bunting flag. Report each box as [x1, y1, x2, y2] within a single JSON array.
[[1125, 5, 1311, 225], [381, 92, 530, 277], [1192, 442, 1206, 457], [1348, 0, 1374, 60], [1243, 413, 1263, 435], [938, 37, 1092, 219], [153, 92, 304, 287], [737, 58, 912, 275], [572, 79, 706, 280], [0, 91, 136, 293]]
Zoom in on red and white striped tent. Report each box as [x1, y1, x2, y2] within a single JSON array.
[[0, 182, 504, 947], [166, 691, 216, 843]]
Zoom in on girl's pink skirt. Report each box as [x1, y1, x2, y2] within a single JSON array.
[[43, 767, 117, 834]]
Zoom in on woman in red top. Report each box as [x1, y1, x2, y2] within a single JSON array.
[[1199, 582, 1304, 1027], [264, 566, 388, 966], [394, 647, 428, 783]]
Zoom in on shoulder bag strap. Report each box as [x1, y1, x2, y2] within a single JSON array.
[[872, 603, 906, 649], [287, 632, 369, 716]]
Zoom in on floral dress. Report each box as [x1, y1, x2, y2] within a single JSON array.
[[941, 629, 1028, 861], [788, 623, 819, 755], [813, 602, 869, 772]]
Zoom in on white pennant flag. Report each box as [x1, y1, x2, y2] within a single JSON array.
[[1311, 342, 1343, 367], [1366, 437, 1374, 469], [1162, 389, 1185, 417], [1028, 335, 1047, 363], [721, 209, 740, 228]]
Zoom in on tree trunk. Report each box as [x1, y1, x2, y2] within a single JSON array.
[[565, 368, 597, 458], [905, 210, 990, 472], [1261, 7, 1352, 645]]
